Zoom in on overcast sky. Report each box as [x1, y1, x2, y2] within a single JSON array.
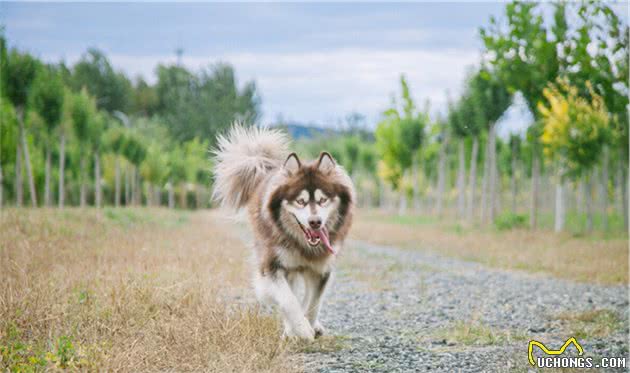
[[2, 2, 627, 133]]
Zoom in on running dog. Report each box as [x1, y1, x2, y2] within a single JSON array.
[[212, 125, 354, 340]]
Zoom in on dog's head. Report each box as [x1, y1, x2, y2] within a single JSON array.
[[267, 151, 353, 255]]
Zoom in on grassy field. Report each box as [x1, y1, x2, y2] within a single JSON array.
[[0, 208, 302, 372], [350, 209, 628, 285], [1, 207, 626, 371]]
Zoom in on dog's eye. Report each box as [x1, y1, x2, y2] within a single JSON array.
[[319, 197, 328, 205], [296, 198, 307, 206]]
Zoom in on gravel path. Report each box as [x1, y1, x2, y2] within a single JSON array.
[[302, 240, 629, 372]]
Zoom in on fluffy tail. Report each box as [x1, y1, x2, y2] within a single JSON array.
[[212, 124, 290, 209]]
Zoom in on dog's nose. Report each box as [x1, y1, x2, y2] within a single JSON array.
[[308, 216, 322, 230]]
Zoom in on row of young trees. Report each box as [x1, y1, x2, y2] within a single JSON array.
[[0, 37, 259, 209], [368, 1, 628, 233]]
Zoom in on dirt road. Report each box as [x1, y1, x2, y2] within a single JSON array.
[[300, 241, 629, 372]]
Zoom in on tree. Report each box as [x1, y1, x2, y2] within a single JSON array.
[[88, 112, 107, 208], [71, 88, 96, 207], [29, 66, 64, 206], [6, 50, 40, 206], [447, 96, 470, 219], [0, 102, 18, 208], [140, 143, 168, 206], [104, 125, 127, 207], [58, 88, 74, 208], [467, 68, 511, 223], [375, 76, 426, 215], [155, 63, 260, 145], [508, 134, 522, 213], [481, 1, 561, 227], [72, 48, 132, 114], [539, 80, 610, 232], [122, 133, 146, 205]]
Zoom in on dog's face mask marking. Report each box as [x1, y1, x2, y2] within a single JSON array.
[[279, 152, 339, 255]]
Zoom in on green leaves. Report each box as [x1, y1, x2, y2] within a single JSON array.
[[539, 80, 611, 178], [72, 48, 132, 114], [5, 50, 40, 109], [155, 63, 260, 145], [29, 66, 65, 133], [375, 75, 427, 190]]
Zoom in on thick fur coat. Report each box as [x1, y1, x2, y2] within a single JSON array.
[[212, 125, 354, 339]]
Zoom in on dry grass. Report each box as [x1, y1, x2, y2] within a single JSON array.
[[427, 320, 527, 350], [0, 208, 301, 372], [555, 309, 623, 340], [350, 209, 628, 285]]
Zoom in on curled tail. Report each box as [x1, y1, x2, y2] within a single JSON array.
[[212, 124, 290, 209]]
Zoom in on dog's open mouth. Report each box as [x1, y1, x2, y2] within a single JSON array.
[[293, 217, 335, 255]]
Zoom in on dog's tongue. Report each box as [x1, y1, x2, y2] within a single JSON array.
[[310, 227, 335, 255]]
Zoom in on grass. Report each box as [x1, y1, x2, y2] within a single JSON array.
[[351, 209, 628, 285], [0, 208, 301, 372], [427, 320, 527, 349], [554, 309, 623, 340], [291, 335, 350, 354]]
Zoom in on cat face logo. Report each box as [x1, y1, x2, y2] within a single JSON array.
[[528, 337, 584, 366]]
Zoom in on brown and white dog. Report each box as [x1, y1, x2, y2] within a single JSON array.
[[212, 125, 354, 340]]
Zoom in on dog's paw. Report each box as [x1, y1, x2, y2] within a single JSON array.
[[284, 318, 315, 340], [312, 321, 325, 338]]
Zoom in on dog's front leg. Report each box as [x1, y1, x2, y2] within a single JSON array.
[[303, 270, 333, 337], [256, 270, 315, 340]]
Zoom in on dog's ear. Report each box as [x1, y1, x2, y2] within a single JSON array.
[[283, 152, 301, 175], [317, 151, 336, 173]]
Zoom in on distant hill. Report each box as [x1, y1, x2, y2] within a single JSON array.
[[270, 122, 374, 141]]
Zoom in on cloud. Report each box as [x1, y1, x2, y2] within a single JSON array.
[[47, 47, 479, 127]]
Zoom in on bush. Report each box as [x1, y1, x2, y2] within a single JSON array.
[[494, 212, 527, 230]]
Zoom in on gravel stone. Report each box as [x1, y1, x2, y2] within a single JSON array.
[[302, 241, 629, 373]]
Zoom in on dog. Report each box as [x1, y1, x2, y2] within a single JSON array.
[[212, 125, 354, 340]]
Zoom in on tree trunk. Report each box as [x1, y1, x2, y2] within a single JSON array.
[[624, 164, 629, 233], [554, 166, 566, 233], [0, 152, 3, 209], [137, 169, 142, 205], [15, 140, 23, 207], [168, 180, 175, 209], [0, 156, 2, 209], [58, 133, 65, 208], [466, 136, 479, 221], [94, 152, 101, 208], [0, 124, 2, 209], [488, 123, 498, 223], [114, 157, 121, 207], [576, 179, 585, 216], [180, 184, 187, 209], [17, 109, 37, 207], [44, 145, 52, 207], [530, 152, 540, 229], [0, 161, 2, 209], [617, 149, 628, 232], [586, 170, 594, 232], [601, 146, 609, 231], [125, 166, 130, 206], [146, 184, 152, 206], [398, 190, 407, 216], [155, 185, 161, 206], [510, 142, 518, 213], [436, 135, 448, 216], [412, 154, 420, 213], [456, 139, 466, 219], [480, 135, 490, 223], [131, 166, 137, 205], [80, 156, 87, 208]]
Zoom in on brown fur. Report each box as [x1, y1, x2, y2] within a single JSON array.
[[248, 154, 354, 276]]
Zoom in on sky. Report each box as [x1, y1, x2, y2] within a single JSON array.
[[2, 2, 627, 135]]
